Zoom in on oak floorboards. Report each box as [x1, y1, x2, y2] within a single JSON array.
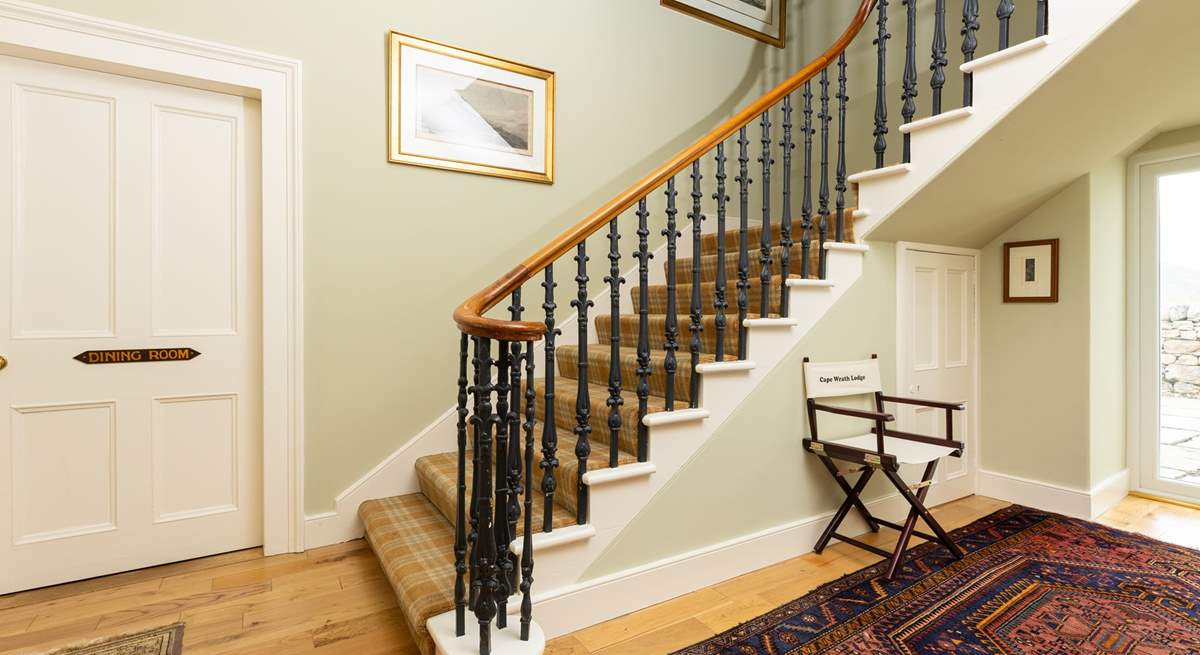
[[1, 495, 1196, 654]]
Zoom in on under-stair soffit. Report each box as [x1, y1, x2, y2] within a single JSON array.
[[868, 0, 1200, 248]]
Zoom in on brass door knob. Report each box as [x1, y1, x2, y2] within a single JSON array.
[[0, 355, 7, 370]]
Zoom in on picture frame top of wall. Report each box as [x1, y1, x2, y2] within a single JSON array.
[[662, 0, 786, 48], [1003, 238, 1059, 303], [387, 32, 555, 184]]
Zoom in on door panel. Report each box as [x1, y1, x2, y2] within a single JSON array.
[[0, 55, 262, 593], [899, 247, 977, 500]]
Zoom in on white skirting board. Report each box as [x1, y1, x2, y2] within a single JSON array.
[[976, 468, 1129, 520]]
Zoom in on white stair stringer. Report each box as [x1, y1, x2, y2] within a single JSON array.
[[423, 245, 868, 642], [852, 0, 1135, 241]]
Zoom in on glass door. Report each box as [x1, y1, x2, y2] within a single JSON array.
[[1138, 156, 1200, 503]]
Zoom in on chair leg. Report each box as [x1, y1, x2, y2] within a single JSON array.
[[882, 467, 966, 560], [816, 455, 880, 532], [814, 461, 876, 554], [884, 461, 937, 580]]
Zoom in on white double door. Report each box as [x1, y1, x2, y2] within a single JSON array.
[[898, 246, 978, 503], [0, 55, 263, 593]]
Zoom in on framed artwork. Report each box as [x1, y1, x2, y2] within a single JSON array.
[[1003, 239, 1059, 303], [661, 0, 786, 47], [387, 32, 555, 183]]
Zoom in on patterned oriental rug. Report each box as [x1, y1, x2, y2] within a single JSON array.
[[47, 624, 184, 655], [676, 505, 1200, 654]]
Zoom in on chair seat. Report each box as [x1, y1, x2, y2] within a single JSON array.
[[830, 434, 956, 465]]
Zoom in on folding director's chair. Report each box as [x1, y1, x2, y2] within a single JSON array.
[[802, 355, 967, 580]]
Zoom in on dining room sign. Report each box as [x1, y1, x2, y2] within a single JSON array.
[[73, 348, 202, 365]]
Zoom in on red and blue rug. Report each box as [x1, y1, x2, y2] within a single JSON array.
[[676, 505, 1200, 654]]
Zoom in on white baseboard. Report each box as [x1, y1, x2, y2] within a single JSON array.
[[977, 468, 1129, 520], [1089, 468, 1130, 519], [530, 486, 965, 639]]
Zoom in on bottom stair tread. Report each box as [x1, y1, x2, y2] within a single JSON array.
[[359, 493, 454, 655]]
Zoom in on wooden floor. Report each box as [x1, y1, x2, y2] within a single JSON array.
[[1, 494, 1197, 654]]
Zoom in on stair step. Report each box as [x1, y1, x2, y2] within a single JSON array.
[[415, 444, 577, 541], [530, 377, 663, 458], [698, 213, 857, 255], [674, 243, 826, 284], [550, 431, 639, 517], [556, 345, 714, 404], [631, 277, 792, 316], [359, 493, 454, 655], [596, 312, 761, 357]]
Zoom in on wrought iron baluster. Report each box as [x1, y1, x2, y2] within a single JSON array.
[[605, 220, 624, 467], [634, 199, 652, 462], [874, 0, 891, 169], [758, 111, 773, 319], [571, 244, 592, 524], [735, 128, 751, 360], [779, 96, 794, 317], [712, 145, 729, 361], [962, 0, 980, 106], [506, 295, 524, 542], [519, 340, 536, 640], [492, 339, 512, 628], [998, 0, 1015, 50], [818, 68, 831, 279], [689, 161, 704, 408], [931, 0, 948, 115], [835, 54, 849, 244], [663, 178, 681, 410], [901, 0, 918, 164], [800, 82, 814, 280], [1036, 0, 1048, 36], [540, 266, 560, 533], [472, 337, 498, 655], [468, 339, 482, 612], [455, 333, 469, 636]]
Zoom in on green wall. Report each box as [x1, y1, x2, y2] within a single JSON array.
[[29, 0, 828, 512], [979, 163, 1126, 491], [584, 241, 897, 579]]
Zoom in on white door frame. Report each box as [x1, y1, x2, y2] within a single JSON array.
[[0, 0, 305, 553], [895, 242, 982, 501], [1128, 139, 1200, 505]]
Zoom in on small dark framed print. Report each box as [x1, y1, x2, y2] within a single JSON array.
[[1003, 239, 1059, 303]]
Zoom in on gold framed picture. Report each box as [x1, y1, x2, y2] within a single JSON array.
[[661, 0, 786, 48], [387, 32, 555, 184]]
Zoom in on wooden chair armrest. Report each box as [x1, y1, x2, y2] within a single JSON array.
[[810, 403, 894, 422], [873, 427, 965, 453], [879, 395, 966, 411]]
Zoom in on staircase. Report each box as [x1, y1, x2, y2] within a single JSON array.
[[348, 0, 1138, 652]]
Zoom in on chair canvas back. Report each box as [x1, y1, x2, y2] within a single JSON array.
[[803, 358, 883, 399]]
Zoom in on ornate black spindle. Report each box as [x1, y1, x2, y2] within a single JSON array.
[[758, 111, 773, 319], [663, 178, 681, 410], [778, 96, 794, 317], [962, 0, 980, 106], [519, 340, 535, 640], [454, 333, 469, 636], [818, 68, 831, 279], [835, 53, 849, 243], [634, 199, 652, 462], [571, 244, 592, 524], [688, 161, 704, 407], [540, 266, 560, 533], [874, 0, 891, 168], [468, 339, 482, 611], [901, 0, 918, 164], [712, 145, 729, 361], [506, 296, 524, 542], [1036, 0, 1048, 36], [472, 337, 498, 655], [605, 220, 623, 467], [997, 0, 1015, 50], [931, 0, 948, 116], [492, 340, 512, 629], [735, 128, 751, 360], [800, 82, 814, 280]]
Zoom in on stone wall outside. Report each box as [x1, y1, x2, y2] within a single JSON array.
[[1163, 304, 1200, 398]]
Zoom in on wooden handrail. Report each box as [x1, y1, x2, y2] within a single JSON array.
[[454, 0, 879, 341]]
